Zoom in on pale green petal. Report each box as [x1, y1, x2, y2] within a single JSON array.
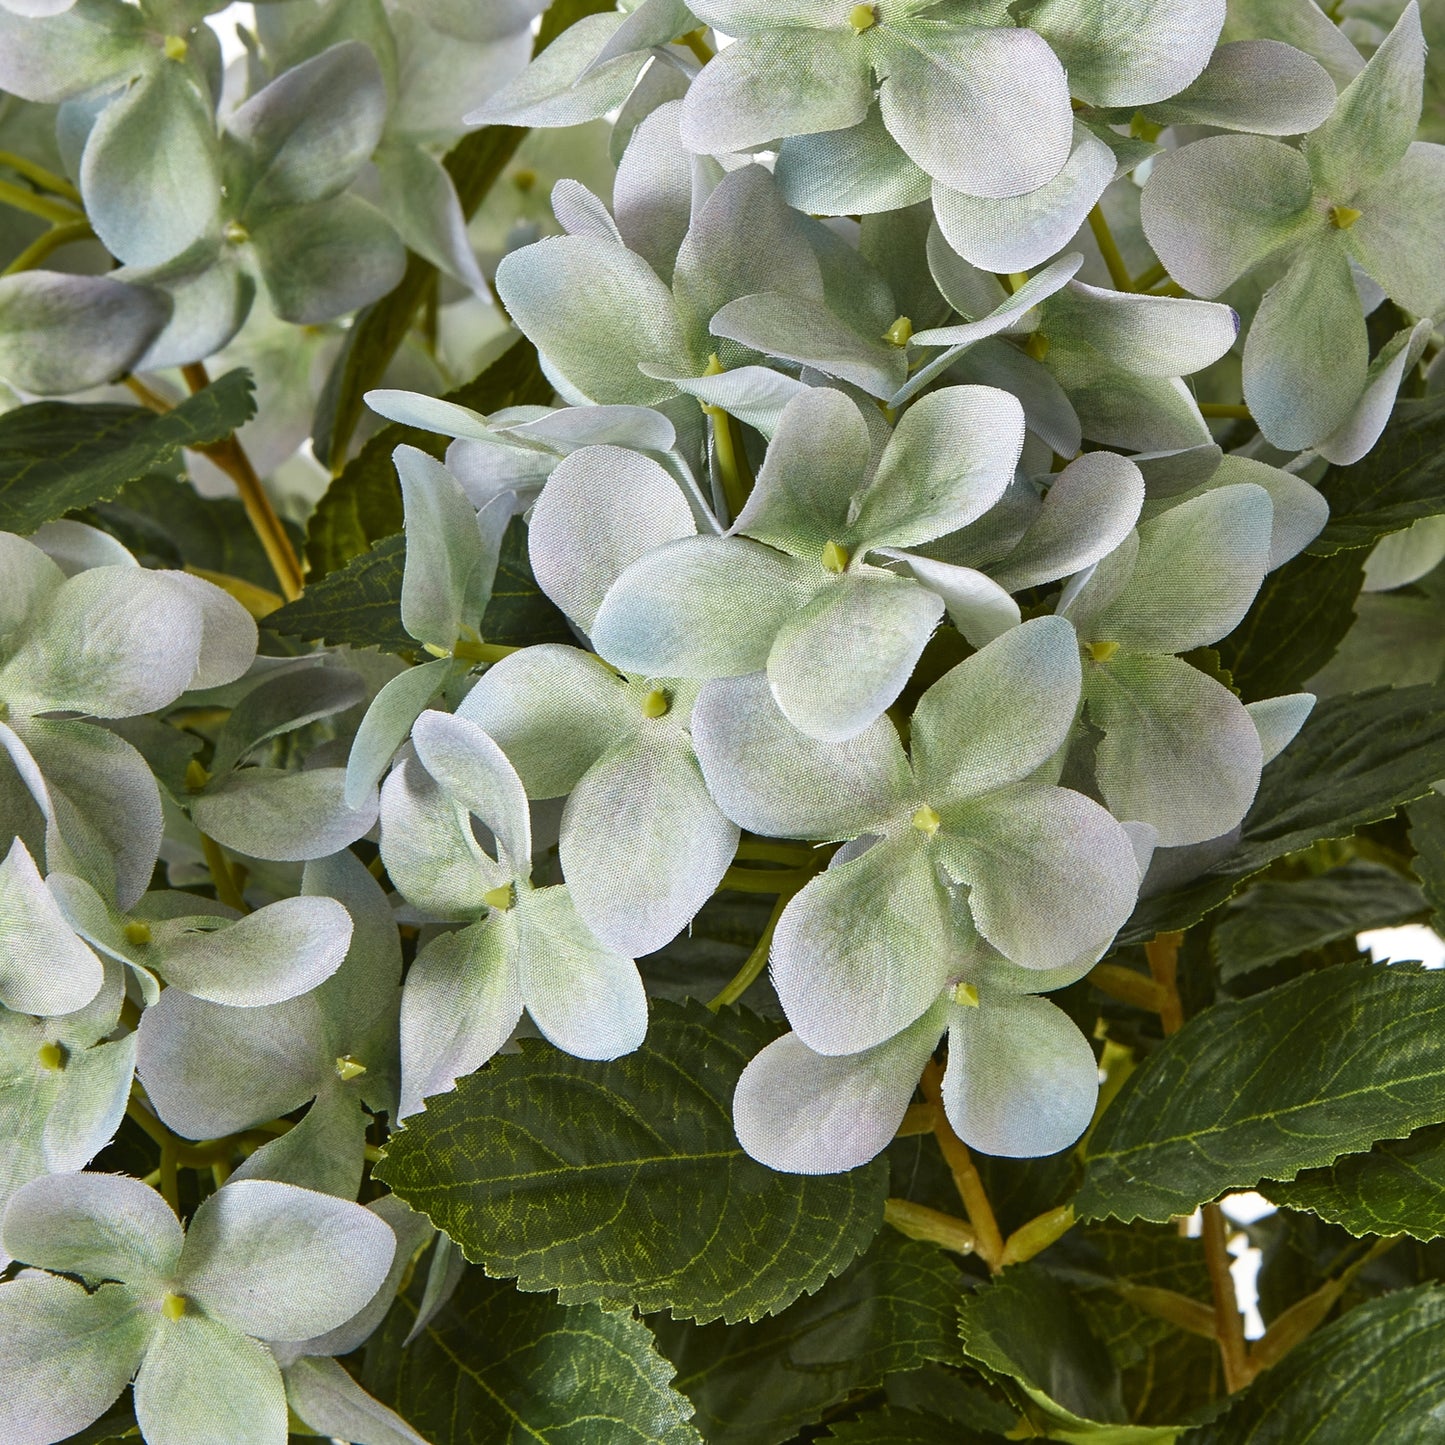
[[1348, 143, 1445, 318], [1193, 454, 1328, 568], [284, 1355, 430, 1445], [1247, 693, 1314, 766], [851, 384, 1024, 551], [1027, 0, 1225, 106], [733, 1002, 947, 1174], [772, 833, 955, 1055], [133, 1313, 287, 1445], [189, 767, 378, 864], [768, 570, 942, 742], [1306, 1, 1424, 200], [730, 386, 870, 558], [942, 336, 1082, 458], [678, 29, 872, 156], [1145, 39, 1337, 135], [931, 125, 1113, 274], [1221, 0, 1364, 87], [1244, 235, 1370, 451], [561, 732, 738, 957], [527, 444, 697, 631], [178, 1179, 396, 1341], [1070, 484, 1273, 654], [691, 671, 912, 840], [590, 534, 818, 679], [1140, 134, 1316, 297], [345, 657, 454, 809], [410, 710, 531, 877], [877, 26, 1072, 197], [397, 918, 522, 1119], [0, 838, 103, 1018], [0, 1275, 151, 1445], [1044, 282, 1240, 379], [458, 645, 634, 799], [942, 991, 1098, 1156], [1087, 651, 1264, 847], [496, 235, 695, 406], [514, 884, 647, 1059], [0, 3, 145, 103], [775, 104, 931, 217], [663, 365, 810, 438], [880, 553, 1020, 647], [210, 666, 366, 777], [3, 1169, 182, 1288], [911, 616, 1082, 806], [612, 100, 693, 286], [938, 785, 1139, 971]]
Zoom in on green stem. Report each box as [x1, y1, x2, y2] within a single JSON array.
[[705, 402, 755, 523], [1198, 402, 1254, 421], [733, 839, 816, 865], [1087, 205, 1135, 292], [708, 891, 790, 1010], [0, 176, 83, 226], [2, 219, 94, 276], [159, 1140, 180, 1214], [718, 864, 815, 893], [1133, 260, 1169, 291], [0, 150, 81, 203], [200, 833, 249, 913]]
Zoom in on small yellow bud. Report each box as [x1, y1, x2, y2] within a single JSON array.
[[1087, 640, 1120, 663], [511, 167, 538, 193], [1329, 204, 1363, 230], [821, 540, 850, 574], [163, 33, 188, 61], [911, 804, 942, 837], [184, 759, 211, 792], [641, 688, 671, 718], [883, 315, 913, 347], [123, 921, 153, 947], [848, 3, 877, 33], [483, 883, 515, 912], [37, 1041, 66, 1071], [222, 219, 249, 245], [335, 1054, 367, 1082], [162, 1293, 188, 1321], [952, 982, 980, 1008]]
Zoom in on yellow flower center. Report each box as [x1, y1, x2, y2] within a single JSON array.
[[484, 883, 515, 912], [911, 804, 942, 838], [821, 541, 850, 574], [1329, 204, 1363, 230], [848, 3, 877, 33], [642, 688, 671, 718], [1087, 640, 1120, 663]]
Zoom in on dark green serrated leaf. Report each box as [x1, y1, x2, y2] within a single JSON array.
[[1269, 1122, 1445, 1241], [361, 1269, 699, 1445], [1187, 1284, 1445, 1444], [375, 1000, 887, 1323], [1122, 683, 1445, 942], [0, 370, 255, 535], [1408, 789, 1445, 933], [305, 336, 552, 580], [1079, 963, 1445, 1223], [1213, 550, 1363, 701], [1209, 862, 1425, 981], [1312, 397, 1445, 554], [821, 1408, 1001, 1443], [650, 1234, 964, 1445], [884, 1366, 1019, 1435], [264, 533, 413, 654], [957, 1265, 1176, 1444], [482, 514, 574, 647], [86, 473, 302, 592]]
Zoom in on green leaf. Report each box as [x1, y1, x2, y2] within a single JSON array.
[[265, 532, 413, 655], [1122, 683, 1445, 942], [0, 369, 255, 535], [1213, 549, 1363, 701], [1407, 788, 1445, 932], [650, 1234, 964, 1445], [305, 336, 552, 580], [821, 1409, 1001, 1442], [1269, 1121, 1445, 1241], [375, 1000, 887, 1323], [1312, 397, 1445, 555], [956, 1265, 1179, 1444], [361, 1268, 699, 1445], [1186, 1285, 1445, 1444], [1209, 861, 1426, 981], [1078, 962, 1445, 1223]]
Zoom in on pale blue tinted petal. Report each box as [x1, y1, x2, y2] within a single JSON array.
[[1140, 134, 1315, 297], [1198, 455, 1328, 569], [1244, 237, 1370, 451], [691, 671, 911, 839], [411, 710, 531, 876], [679, 30, 871, 156], [0, 1275, 151, 1445], [768, 570, 942, 742], [0, 3, 143, 103], [1316, 316, 1433, 468], [939, 786, 1139, 971], [591, 534, 817, 679], [133, 1313, 286, 1445], [1088, 652, 1264, 847], [733, 1003, 946, 1174], [550, 178, 624, 244], [1146, 39, 1336, 134], [179, 1179, 396, 1340], [562, 730, 738, 956], [942, 991, 1098, 1156], [1247, 693, 1315, 766], [910, 616, 1082, 806], [527, 444, 697, 631], [612, 100, 693, 285], [3, 1170, 182, 1287], [0, 838, 103, 1017], [1046, 282, 1240, 379], [772, 832, 954, 1055]]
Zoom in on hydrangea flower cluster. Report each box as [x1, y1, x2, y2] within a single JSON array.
[[0, 0, 1440, 1440]]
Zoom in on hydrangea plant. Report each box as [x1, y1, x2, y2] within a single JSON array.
[[1, 0, 1445, 1439]]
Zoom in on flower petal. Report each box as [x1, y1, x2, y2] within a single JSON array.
[[0, 837, 103, 1017]]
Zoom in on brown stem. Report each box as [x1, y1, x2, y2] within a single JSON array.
[[181, 362, 305, 601], [921, 1060, 1005, 1270], [1202, 1204, 1251, 1393]]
